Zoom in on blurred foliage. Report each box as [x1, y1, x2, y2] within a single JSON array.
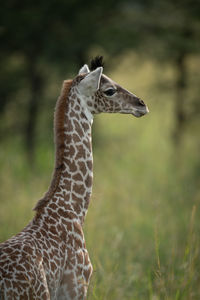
[[0, 0, 200, 154], [0, 0, 200, 299]]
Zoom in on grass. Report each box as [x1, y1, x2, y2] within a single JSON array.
[[0, 53, 200, 299]]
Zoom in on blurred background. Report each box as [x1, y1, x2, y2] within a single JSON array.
[[0, 0, 200, 299]]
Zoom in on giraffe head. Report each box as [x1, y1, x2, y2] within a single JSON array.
[[76, 57, 149, 119]]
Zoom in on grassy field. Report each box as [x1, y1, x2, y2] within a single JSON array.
[[0, 54, 200, 299]]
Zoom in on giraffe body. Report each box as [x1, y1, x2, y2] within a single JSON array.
[[0, 216, 92, 299], [0, 57, 149, 299]]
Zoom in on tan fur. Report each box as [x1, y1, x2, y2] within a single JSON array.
[[34, 80, 73, 214]]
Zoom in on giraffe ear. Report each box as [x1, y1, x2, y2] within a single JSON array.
[[78, 67, 103, 95], [78, 64, 90, 75]]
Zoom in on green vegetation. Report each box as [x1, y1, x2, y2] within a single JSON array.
[[0, 55, 199, 299]]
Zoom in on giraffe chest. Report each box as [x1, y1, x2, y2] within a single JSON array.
[[38, 218, 93, 299], [56, 245, 93, 300]]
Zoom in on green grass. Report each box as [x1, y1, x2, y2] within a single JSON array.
[[0, 53, 200, 299]]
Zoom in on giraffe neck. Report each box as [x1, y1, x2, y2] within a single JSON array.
[[34, 80, 93, 225], [57, 85, 93, 223]]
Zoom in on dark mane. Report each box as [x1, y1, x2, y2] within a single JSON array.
[[90, 56, 104, 71], [34, 79, 73, 214]]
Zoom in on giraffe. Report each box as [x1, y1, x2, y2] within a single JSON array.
[[0, 56, 149, 300]]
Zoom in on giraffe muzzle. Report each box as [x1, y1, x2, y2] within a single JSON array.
[[132, 106, 149, 118], [131, 98, 149, 117], [132, 104, 149, 117], [127, 94, 149, 118]]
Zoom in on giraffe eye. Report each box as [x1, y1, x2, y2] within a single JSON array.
[[104, 88, 116, 96]]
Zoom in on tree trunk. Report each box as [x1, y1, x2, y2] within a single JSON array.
[[25, 58, 43, 164], [173, 52, 187, 145]]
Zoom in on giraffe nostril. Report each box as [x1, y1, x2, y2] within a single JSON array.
[[138, 99, 145, 106]]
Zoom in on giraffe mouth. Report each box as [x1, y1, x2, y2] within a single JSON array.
[[122, 106, 149, 117], [131, 106, 149, 118]]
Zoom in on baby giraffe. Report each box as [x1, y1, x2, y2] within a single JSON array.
[[0, 57, 148, 300]]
